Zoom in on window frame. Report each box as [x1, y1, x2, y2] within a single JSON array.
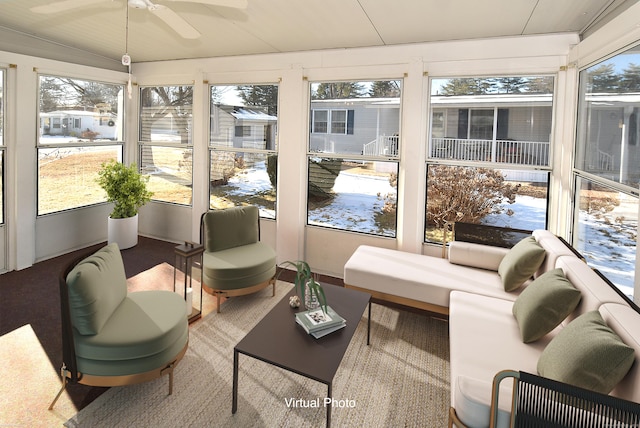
[[36, 73, 125, 216], [0, 67, 4, 225], [306, 78, 402, 237], [138, 84, 194, 207], [572, 43, 640, 302], [425, 74, 556, 243], [208, 83, 280, 219]]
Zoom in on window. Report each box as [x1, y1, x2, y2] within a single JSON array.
[[575, 44, 640, 300], [37, 75, 124, 214], [426, 75, 554, 243], [0, 68, 3, 224], [312, 110, 328, 133], [308, 79, 401, 237], [209, 84, 279, 219], [139, 85, 193, 205]]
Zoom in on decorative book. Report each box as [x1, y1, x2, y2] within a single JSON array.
[[295, 306, 346, 336]]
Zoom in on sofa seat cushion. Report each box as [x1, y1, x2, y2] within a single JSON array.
[[450, 291, 557, 428], [74, 290, 188, 366], [512, 268, 581, 343], [345, 246, 523, 309], [66, 243, 128, 335], [538, 310, 635, 395], [203, 242, 276, 291]]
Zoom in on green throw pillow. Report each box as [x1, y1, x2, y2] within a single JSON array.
[[498, 236, 546, 291], [537, 310, 635, 394], [512, 268, 581, 343]]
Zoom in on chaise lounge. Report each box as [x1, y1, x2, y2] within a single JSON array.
[[344, 227, 640, 427]]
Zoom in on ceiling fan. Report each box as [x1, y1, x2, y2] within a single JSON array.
[[30, 0, 248, 39]]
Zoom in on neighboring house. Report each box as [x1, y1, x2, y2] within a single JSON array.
[[39, 109, 119, 140], [210, 104, 277, 150], [310, 98, 400, 156], [579, 92, 640, 183]]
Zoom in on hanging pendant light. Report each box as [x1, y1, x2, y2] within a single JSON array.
[[122, 4, 132, 99]]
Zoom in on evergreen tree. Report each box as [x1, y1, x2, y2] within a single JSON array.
[[312, 82, 365, 100], [526, 76, 555, 94], [587, 64, 619, 93], [236, 85, 279, 115], [621, 63, 640, 91], [369, 80, 401, 98]]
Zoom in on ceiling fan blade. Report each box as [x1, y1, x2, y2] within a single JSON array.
[[31, 0, 110, 14], [163, 0, 248, 9], [148, 4, 201, 39]]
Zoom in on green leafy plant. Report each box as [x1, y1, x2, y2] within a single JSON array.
[[278, 260, 327, 313], [96, 160, 153, 219]]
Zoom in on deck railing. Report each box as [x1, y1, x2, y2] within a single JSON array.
[[430, 138, 550, 166], [362, 135, 399, 157]]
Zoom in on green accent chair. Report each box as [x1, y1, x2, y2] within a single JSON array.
[[200, 205, 276, 313], [49, 243, 189, 410]]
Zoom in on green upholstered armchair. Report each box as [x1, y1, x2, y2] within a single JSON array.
[[49, 243, 189, 410], [200, 205, 277, 313]]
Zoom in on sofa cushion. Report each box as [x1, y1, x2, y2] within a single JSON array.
[[537, 310, 635, 394], [203, 242, 276, 291], [66, 243, 128, 335], [498, 236, 546, 291], [512, 268, 581, 343], [448, 241, 509, 271]]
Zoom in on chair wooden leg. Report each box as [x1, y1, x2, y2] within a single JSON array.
[[216, 293, 221, 313], [48, 365, 69, 410], [272, 278, 276, 296]]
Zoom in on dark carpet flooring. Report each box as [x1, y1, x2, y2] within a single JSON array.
[[0, 237, 178, 410]]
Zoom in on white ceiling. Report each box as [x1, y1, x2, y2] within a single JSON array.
[[0, 0, 636, 71]]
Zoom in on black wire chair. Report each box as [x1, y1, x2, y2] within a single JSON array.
[[490, 370, 640, 428]]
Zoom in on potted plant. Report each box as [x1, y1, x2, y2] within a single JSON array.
[[278, 260, 327, 313], [96, 160, 153, 249]]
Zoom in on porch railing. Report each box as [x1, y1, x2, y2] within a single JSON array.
[[430, 138, 550, 166], [362, 135, 399, 157]]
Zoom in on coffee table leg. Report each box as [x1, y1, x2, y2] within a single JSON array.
[[326, 383, 332, 428], [367, 301, 372, 345], [232, 349, 239, 414]]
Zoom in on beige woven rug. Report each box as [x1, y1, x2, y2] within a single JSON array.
[[66, 282, 450, 427]]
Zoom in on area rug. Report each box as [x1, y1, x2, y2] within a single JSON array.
[[66, 283, 450, 427]]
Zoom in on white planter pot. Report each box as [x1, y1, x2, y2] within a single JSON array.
[[108, 214, 138, 250]]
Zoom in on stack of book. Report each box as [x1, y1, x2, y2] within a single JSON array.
[[295, 306, 346, 339]]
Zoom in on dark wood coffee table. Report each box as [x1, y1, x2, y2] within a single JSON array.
[[232, 284, 371, 427]]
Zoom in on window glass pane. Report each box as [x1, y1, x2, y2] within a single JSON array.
[[0, 150, 3, 224], [307, 158, 398, 237], [38, 146, 121, 214], [209, 151, 276, 219], [140, 86, 192, 144], [140, 146, 192, 205], [39, 76, 123, 144], [425, 165, 548, 243], [429, 76, 554, 166], [576, 44, 640, 188], [37, 75, 125, 214], [209, 84, 279, 218], [0, 69, 3, 146], [210, 84, 278, 149], [310, 80, 401, 156], [575, 177, 637, 301]]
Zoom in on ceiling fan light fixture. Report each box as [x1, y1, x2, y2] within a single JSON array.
[[128, 0, 148, 9]]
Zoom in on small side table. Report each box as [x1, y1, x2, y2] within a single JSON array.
[[174, 242, 204, 324]]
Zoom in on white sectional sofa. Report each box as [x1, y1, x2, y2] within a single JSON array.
[[343, 230, 640, 427]]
